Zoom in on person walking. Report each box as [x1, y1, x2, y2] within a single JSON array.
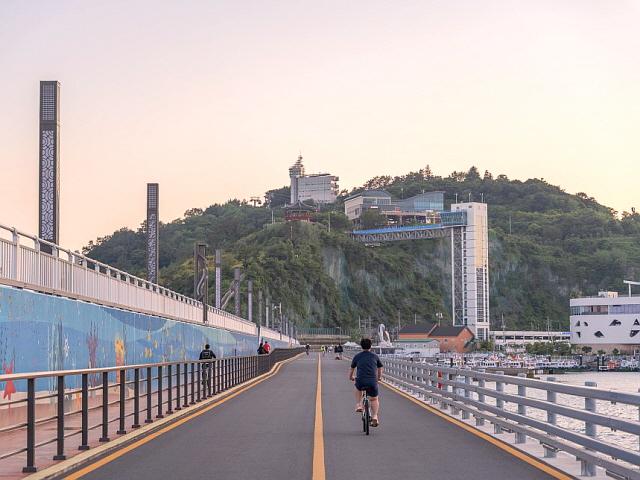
[[263, 340, 271, 354], [257, 341, 266, 355], [199, 344, 216, 390]]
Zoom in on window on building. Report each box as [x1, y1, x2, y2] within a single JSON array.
[[594, 331, 604, 338], [576, 332, 581, 338], [610, 319, 622, 326], [583, 322, 588, 326], [610, 304, 640, 314], [631, 330, 640, 338], [575, 321, 581, 327]]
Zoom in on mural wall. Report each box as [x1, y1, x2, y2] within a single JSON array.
[[0, 285, 287, 393]]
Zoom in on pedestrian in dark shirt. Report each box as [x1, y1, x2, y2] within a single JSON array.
[[199, 344, 216, 390], [257, 341, 266, 355], [349, 338, 383, 427]]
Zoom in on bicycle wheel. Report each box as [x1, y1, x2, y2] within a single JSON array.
[[364, 403, 370, 436]]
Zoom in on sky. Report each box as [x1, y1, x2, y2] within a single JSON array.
[[1, 0, 639, 250]]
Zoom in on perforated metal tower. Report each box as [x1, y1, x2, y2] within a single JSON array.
[[38, 81, 61, 251]]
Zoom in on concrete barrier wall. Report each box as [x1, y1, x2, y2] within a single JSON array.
[[0, 285, 287, 392]]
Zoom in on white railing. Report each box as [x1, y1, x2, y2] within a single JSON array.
[[0, 223, 294, 344], [381, 357, 640, 479]]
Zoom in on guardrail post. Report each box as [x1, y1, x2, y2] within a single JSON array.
[[183, 363, 189, 408], [117, 369, 126, 434], [475, 369, 485, 426], [167, 364, 174, 413], [197, 363, 201, 402], [190, 363, 195, 404], [581, 381, 597, 477], [22, 378, 37, 472], [145, 367, 153, 424], [451, 373, 460, 415], [543, 377, 557, 458], [494, 371, 504, 434], [213, 360, 218, 395], [53, 375, 66, 460], [175, 364, 182, 411], [132, 368, 141, 428], [462, 373, 471, 420], [515, 373, 527, 444], [156, 366, 164, 418], [100, 371, 110, 441], [79, 373, 90, 450]]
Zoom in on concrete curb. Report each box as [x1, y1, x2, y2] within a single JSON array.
[[27, 354, 303, 480]]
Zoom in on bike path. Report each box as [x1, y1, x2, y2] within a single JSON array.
[[76, 354, 317, 480], [321, 355, 553, 480]]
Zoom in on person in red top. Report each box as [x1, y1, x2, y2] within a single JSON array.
[[263, 341, 271, 353]]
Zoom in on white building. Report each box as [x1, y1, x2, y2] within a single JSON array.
[[289, 155, 338, 205], [451, 202, 490, 341], [570, 288, 640, 353], [492, 330, 571, 351]]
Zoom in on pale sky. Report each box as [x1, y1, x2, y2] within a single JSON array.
[[1, 0, 639, 249]]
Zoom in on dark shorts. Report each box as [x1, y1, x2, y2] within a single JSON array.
[[355, 379, 379, 398]]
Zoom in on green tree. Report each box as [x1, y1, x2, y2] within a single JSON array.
[[360, 209, 387, 229]]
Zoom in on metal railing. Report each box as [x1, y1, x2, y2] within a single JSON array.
[[0, 223, 293, 344], [0, 348, 303, 474], [382, 357, 640, 479], [297, 327, 349, 336]]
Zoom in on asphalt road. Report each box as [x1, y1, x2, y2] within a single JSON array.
[[322, 354, 552, 480], [76, 354, 554, 480]]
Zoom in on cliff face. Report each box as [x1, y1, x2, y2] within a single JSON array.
[[84, 170, 640, 331]]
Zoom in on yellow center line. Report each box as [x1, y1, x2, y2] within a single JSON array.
[[381, 381, 574, 480], [312, 354, 326, 480], [65, 357, 297, 480]]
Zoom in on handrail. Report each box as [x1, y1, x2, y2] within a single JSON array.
[[0, 348, 304, 474], [0, 223, 294, 344], [380, 356, 640, 479]]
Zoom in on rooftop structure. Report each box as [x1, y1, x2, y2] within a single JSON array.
[[289, 154, 339, 205], [284, 200, 316, 222], [344, 190, 444, 225]]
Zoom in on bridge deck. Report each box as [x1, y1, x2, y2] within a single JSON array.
[[69, 355, 552, 480]]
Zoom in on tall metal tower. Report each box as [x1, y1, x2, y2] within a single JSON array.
[[194, 243, 208, 323], [146, 183, 159, 283], [38, 81, 61, 252]]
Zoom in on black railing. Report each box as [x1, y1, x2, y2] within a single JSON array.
[[0, 348, 303, 474]]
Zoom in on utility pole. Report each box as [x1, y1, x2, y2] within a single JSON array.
[[247, 280, 253, 324], [234, 267, 241, 317], [265, 297, 269, 328], [215, 249, 222, 309]]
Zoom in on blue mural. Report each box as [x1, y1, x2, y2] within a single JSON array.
[[0, 285, 287, 393]]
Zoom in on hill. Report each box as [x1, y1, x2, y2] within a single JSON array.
[[84, 167, 640, 331]]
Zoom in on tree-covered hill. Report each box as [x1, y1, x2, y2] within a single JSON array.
[[84, 167, 640, 331]]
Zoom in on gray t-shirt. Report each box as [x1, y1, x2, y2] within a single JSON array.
[[351, 351, 383, 381]]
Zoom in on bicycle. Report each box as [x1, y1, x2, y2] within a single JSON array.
[[361, 390, 371, 435]]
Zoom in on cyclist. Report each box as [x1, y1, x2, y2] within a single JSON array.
[[199, 344, 216, 389], [349, 338, 383, 427], [305, 344, 310, 355]]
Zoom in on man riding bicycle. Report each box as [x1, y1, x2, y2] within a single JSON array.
[[349, 338, 383, 427], [199, 344, 216, 389]]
